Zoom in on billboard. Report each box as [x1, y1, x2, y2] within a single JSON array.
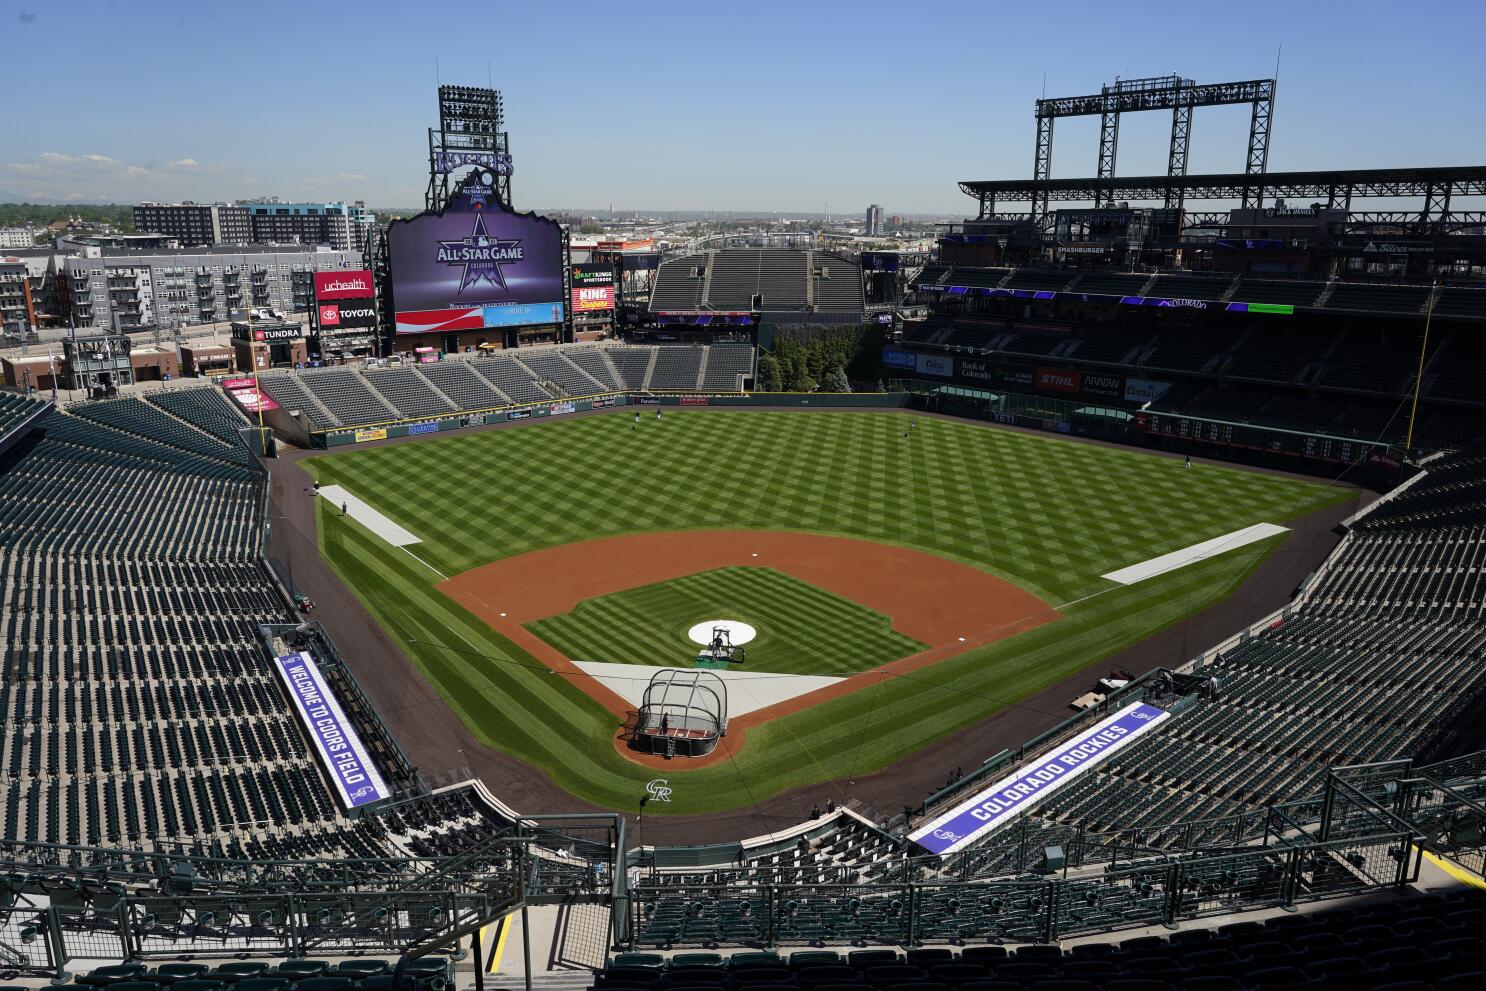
[[593, 249, 661, 271], [1035, 367, 1081, 394], [318, 301, 378, 328], [910, 702, 1169, 856], [314, 269, 375, 301], [882, 347, 918, 370], [273, 651, 391, 809], [388, 168, 564, 334], [916, 353, 954, 378], [571, 264, 616, 313]]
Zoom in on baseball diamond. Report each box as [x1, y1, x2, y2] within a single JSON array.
[[304, 409, 1349, 812]]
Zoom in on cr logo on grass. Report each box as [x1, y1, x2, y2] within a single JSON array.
[[645, 778, 673, 803]]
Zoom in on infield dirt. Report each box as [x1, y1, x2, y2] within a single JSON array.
[[439, 530, 1055, 765]]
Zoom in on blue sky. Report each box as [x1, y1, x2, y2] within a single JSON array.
[[5, 0, 1484, 214]]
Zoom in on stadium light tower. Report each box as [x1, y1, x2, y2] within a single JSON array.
[[427, 85, 513, 213]]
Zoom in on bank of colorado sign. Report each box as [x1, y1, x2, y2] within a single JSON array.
[[910, 701, 1169, 856]]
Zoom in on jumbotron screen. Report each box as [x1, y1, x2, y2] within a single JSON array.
[[387, 169, 565, 334]]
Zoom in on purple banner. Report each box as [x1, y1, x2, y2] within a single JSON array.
[[910, 701, 1169, 855], [273, 651, 391, 809]]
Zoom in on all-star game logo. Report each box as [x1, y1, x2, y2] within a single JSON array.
[[437, 173, 524, 294]]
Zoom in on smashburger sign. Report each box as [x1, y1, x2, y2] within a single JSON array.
[[314, 269, 375, 301]]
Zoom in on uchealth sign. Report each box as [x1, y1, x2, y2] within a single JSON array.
[[1036, 367, 1081, 394], [910, 701, 1169, 856], [314, 269, 375, 301]]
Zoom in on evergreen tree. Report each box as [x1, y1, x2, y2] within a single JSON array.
[[756, 353, 782, 392]]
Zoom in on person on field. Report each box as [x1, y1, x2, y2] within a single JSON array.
[[1185, 454, 1192, 468], [341, 502, 348, 517]]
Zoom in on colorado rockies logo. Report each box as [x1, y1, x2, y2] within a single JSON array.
[[645, 778, 673, 803]]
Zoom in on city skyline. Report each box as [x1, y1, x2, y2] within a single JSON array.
[[5, 0, 1485, 214]]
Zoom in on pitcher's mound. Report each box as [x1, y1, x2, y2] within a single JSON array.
[[687, 619, 757, 646]]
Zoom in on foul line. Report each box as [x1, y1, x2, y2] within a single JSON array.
[[1102, 523, 1289, 585]]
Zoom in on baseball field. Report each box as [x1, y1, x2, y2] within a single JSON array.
[[304, 409, 1350, 814]]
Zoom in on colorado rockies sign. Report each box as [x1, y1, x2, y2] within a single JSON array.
[[909, 701, 1169, 856]]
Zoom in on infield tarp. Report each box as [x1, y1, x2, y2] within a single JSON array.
[[274, 651, 391, 809], [910, 701, 1169, 855]]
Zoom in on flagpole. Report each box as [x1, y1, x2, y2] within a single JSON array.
[[246, 300, 268, 454]]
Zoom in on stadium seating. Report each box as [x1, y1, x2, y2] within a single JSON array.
[[467, 352, 555, 404], [1070, 272, 1154, 297], [940, 268, 1008, 290], [813, 256, 867, 311], [648, 347, 705, 391], [416, 357, 511, 409], [295, 368, 398, 427], [1325, 282, 1433, 315], [703, 344, 755, 391], [650, 254, 709, 310], [362, 367, 457, 420], [517, 346, 610, 396], [256, 373, 339, 428], [147, 388, 252, 453], [1222, 324, 1328, 384], [1232, 278, 1327, 308], [608, 346, 658, 390], [612, 890, 1486, 983], [1434, 286, 1486, 319], [1146, 273, 1236, 302], [1002, 269, 1077, 292]]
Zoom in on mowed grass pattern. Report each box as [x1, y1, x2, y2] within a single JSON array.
[[527, 566, 927, 676], [307, 410, 1354, 814]]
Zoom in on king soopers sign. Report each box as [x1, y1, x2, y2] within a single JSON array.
[[909, 701, 1169, 856]]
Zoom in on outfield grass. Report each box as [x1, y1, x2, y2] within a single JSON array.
[[527, 566, 926, 675], [306, 410, 1352, 814]]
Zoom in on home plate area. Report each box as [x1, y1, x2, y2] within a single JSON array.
[[573, 661, 843, 718]]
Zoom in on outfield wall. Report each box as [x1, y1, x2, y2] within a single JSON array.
[[315, 391, 909, 447]]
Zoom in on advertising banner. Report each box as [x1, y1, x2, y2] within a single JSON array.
[[915, 353, 955, 378], [227, 387, 279, 413], [636, 396, 661, 405], [222, 377, 257, 390], [958, 358, 996, 384], [314, 270, 375, 301], [354, 428, 387, 443], [508, 409, 533, 420], [273, 652, 391, 809], [571, 264, 617, 313], [998, 364, 1035, 389], [549, 401, 576, 415], [1035, 367, 1081, 394], [1081, 372, 1124, 400], [408, 422, 439, 435], [882, 348, 917, 370], [591, 397, 618, 408], [594, 250, 661, 271], [318, 301, 378, 329], [910, 702, 1169, 856], [680, 396, 709, 406], [394, 307, 486, 335], [1124, 378, 1172, 404], [388, 168, 564, 333], [249, 325, 301, 343]]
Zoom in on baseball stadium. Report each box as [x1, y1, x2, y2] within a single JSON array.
[[3, 73, 1486, 991]]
